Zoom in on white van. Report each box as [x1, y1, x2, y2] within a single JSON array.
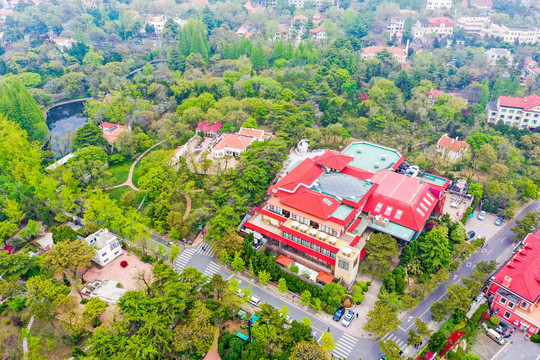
[[487, 329, 505, 345], [248, 296, 261, 307]]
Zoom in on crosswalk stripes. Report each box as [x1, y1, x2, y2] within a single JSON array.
[[203, 261, 221, 278], [380, 333, 407, 350], [332, 332, 357, 359], [196, 241, 215, 257], [174, 247, 196, 271]]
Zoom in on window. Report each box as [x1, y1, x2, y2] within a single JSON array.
[[384, 206, 393, 216], [311, 243, 320, 252], [321, 248, 330, 256], [508, 301, 515, 309], [101, 252, 108, 257], [395, 210, 403, 220], [517, 110, 523, 114], [416, 208, 425, 216], [292, 236, 300, 243], [330, 252, 336, 259], [526, 113, 531, 116], [338, 259, 350, 271], [500, 115, 505, 118], [301, 239, 310, 247], [535, 114, 539, 118], [420, 203, 428, 211], [375, 203, 383, 212], [501, 108, 507, 112], [500, 297, 507, 305], [509, 109, 515, 113], [520, 301, 529, 310], [503, 311, 511, 319], [508, 116, 513, 119], [283, 232, 291, 240]]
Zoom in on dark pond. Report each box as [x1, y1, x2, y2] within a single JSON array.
[[46, 100, 88, 157]]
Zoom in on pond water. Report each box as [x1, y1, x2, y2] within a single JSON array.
[[47, 100, 88, 157]]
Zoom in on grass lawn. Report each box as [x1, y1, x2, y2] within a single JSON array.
[[106, 186, 131, 202], [104, 161, 132, 187], [132, 144, 163, 188]]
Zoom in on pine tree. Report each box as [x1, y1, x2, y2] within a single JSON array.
[[250, 43, 268, 71]]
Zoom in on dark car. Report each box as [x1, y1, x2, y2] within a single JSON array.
[[467, 231, 476, 240], [333, 306, 345, 321]]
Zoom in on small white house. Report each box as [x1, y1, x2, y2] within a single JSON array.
[[84, 229, 123, 267]]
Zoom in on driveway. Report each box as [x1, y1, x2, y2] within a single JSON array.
[[493, 331, 540, 360], [466, 211, 504, 241]]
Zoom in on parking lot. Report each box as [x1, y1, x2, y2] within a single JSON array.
[[464, 211, 506, 243], [471, 331, 508, 360]]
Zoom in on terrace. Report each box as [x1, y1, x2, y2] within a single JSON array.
[[342, 141, 403, 174]]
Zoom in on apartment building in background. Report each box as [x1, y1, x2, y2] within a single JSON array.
[[486, 94, 540, 129], [426, 0, 452, 10]]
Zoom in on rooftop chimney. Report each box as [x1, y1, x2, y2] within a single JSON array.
[[502, 275, 512, 288]]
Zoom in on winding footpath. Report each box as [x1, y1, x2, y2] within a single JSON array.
[[102, 140, 193, 221], [103, 140, 164, 191]]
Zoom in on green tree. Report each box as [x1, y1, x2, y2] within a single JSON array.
[[278, 278, 288, 294], [511, 211, 540, 242], [301, 290, 312, 307], [318, 331, 336, 352], [290, 340, 330, 360], [363, 304, 401, 337], [258, 270, 271, 285], [0, 79, 48, 142], [50, 225, 78, 244], [407, 330, 422, 346], [170, 245, 180, 263], [250, 42, 268, 71], [231, 251, 246, 272], [0, 251, 37, 280], [414, 318, 432, 337], [378, 339, 403, 360], [83, 297, 108, 327], [419, 225, 452, 273], [361, 233, 399, 278]]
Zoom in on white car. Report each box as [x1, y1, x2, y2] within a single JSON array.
[[341, 310, 355, 327], [478, 211, 486, 220]]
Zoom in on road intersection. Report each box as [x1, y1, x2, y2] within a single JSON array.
[[172, 200, 540, 360]]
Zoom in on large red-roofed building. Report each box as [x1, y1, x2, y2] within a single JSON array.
[[486, 230, 540, 334], [361, 46, 407, 64], [486, 94, 540, 129], [243, 142, 449, 284]]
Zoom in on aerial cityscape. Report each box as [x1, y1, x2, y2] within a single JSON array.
[[0, 0, 539, 359]]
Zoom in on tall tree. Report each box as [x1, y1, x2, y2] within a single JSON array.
[[0, 79, 48, 142], [419, 225, 452, 273], [250, 43, 269, 71], [511, 211, 540, 242], [361, 233, 399, 278], [363, 303, 401, 336], [290, 340, 330, 360]]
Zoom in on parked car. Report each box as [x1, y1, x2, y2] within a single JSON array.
[[165, 241, 173, 247], [341, 310, 354, 327], [478, 211, 486, 220], [467, 231, 476, 240], [333, 306, 345, 321], [495, 216, 503, 226]]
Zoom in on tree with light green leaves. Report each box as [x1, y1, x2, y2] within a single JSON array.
[[278, 278, 288, 295], [258, 270, 271, 285], [319, 331, 336, 352], [363, 303, 401, 337]]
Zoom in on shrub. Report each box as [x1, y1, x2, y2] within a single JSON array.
[[471, 304, 489, 324], [80, 299, 89, 304], [116, 283, 123, 288], [4, 319, 11, 325], [490, 316, 500, 325], [11, 316, 22, 326], [366, 281, 371, 286], [453, 321, 466, 330], [7, 296, 26, 312], [289, 264, 299, 274], [120, 260, 128, 268], [109, 154, 126, 164], [531, 334, 540, 343]]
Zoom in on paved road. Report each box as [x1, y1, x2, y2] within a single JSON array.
[[172, 201, 540, 360], [382, 200, 540, 356]]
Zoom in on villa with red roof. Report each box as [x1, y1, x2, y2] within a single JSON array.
[[197, 120, 223, 138], [211, 127, 268, 158], [361, 46, 407, 64], [412, 17, 455, 38], [243, 142, 449, 284], [99, 122, 129, 144], [485, 230, 540, 334], [486, 94, 540, 129], [436, 134, 470, 163]]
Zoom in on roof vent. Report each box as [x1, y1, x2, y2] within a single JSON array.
[[374, 162, 380, 168], [381, 155, 387, 161], [357, 148, 361, 153], [502, 275, 512, 287]]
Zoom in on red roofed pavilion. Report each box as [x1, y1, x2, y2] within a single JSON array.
[[197, 120, 223, 138]]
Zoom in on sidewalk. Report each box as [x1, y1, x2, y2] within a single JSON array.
[[203, 327, 221, 360]]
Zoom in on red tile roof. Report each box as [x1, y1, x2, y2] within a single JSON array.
[[437, 134, 470, 153], [276, 255, 294, 267], [270, 157, 324, 194], [316, 271, 335, 284], [428, 17, 455, 27], [499, 94, 540, 111], [198, 120, 223, 133], [310, 26, 325, 35], [428, 88, 445, 99], [493, 230, 540, 303], [238, 127, 267, 140], [362, 170, 442, 231], [99, 122, 129, 144], [293, 14, 307, 21], [314, 151, 354, 171], [280, 187, 340, 220], [361, 46, 406, 56], [212, 134, 255, 151]]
